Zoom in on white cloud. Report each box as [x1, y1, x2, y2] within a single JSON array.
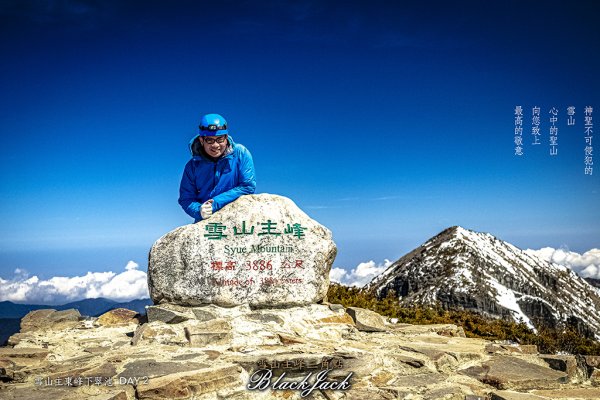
[[329, 267, 347, 283], [525, 247, 600, 279], [330, 259, 393, 288], [0, 261, 149, 304], [14, 268, 29, 278], [125, 261, 138, 271]]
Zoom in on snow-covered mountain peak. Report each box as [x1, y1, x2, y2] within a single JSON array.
[[366, 226, 600, 338]]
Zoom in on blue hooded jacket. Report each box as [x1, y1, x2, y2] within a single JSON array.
[[178, 135, 256, 222]]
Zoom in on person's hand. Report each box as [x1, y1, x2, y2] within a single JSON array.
[[201, 200, 213, 220]]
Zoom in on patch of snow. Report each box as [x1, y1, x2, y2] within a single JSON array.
[[458, 267, 473, 284], [488, 278, 536, 331]]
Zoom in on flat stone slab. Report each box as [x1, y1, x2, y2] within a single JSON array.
[[491, 391, 549, 400], [486, 344, 539, 355], [184, 319, 232, 346], [136, 364, 242, 400], [388, 372, 447, 388], [0, 348, 50, 359], [117, 359, 209, 379], [460, 355, 568, 390], [148, 194, 337, 308], [391, 323, 466, 337], [531, 387, 600, 399], [0, 384, 135, 400], [131, 323, 188, 347]]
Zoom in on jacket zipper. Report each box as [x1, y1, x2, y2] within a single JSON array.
[[213, 162, 217, 189]]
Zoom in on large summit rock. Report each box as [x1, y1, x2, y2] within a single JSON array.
[[148, 194, 336, 308]]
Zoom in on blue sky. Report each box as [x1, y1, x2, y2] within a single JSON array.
[[1, 0, 599, 291]]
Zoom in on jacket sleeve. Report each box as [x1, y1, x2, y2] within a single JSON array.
[[178, 161, 202, 221], [212, 146, 256, 212]]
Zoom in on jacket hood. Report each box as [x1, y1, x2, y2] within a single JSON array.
[[188, 134, 235, 159]]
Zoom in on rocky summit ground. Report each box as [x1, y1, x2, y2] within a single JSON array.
[[1, 304, 599, 400]]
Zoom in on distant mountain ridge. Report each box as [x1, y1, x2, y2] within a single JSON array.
[[0, 297, 153, 319], [366, 226, 600, 338]]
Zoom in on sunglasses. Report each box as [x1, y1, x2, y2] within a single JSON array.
[[202, 135, 227, 145]]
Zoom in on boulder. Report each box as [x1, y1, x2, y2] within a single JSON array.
[[97, 308, 139, 326], [20, 309, 81, 332], [148, 194, 336, 308]]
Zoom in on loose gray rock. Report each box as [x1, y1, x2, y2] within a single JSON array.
[[346, 307, 386, 332], [247, 312, 284, 325], [148, 194, 337, 308], [146, 304, 194, 324], [328, 303, 345, 312], [191, 307, 218, 322]]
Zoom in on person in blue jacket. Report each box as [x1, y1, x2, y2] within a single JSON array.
[[178, 113, 256, 222]]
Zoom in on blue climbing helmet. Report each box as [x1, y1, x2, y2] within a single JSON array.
[[199, 113, 229, 136]]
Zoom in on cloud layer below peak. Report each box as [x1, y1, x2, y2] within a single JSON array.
[[0, 261, 149, 305]]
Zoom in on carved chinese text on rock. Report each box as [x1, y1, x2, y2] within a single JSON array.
[[148, 194, 337, 308]]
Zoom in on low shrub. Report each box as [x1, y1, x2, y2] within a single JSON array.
[[327, 283, 600, 355]]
